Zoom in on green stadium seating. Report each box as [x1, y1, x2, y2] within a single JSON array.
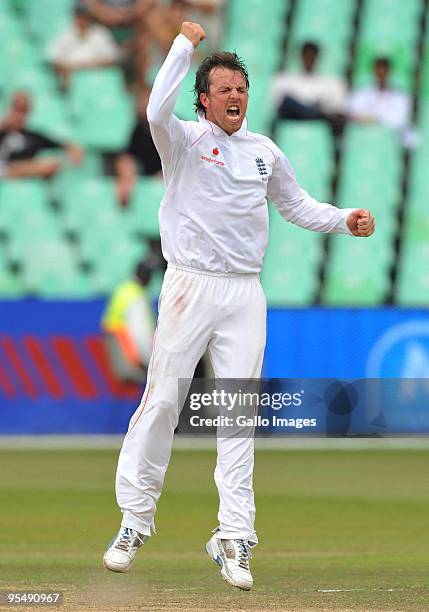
[[0, 180, 51, 235], [21, 242, 94, 298], [276, 121, 334, 200], [323, 124, 401, 305], [7, 217, 63, 265], [0, 179, 64, 266], [396, 139, 429, 305], [3, 59, 56, 94], [60, 177, 122, 236], [245, 76, 276, 135], [23, 0, 74, 48], [288, 0, 356, 75], [224, 0, 290, 134], [28, 92, 72, 141], [0, 255, 25, 298], [396, 241, 429, 305], [68, 68, 134, 151], [7, 0, 26, 13], [323, 234, 392, 305], [52, 153, 104, 203], [127, 178, 164, 238], [59, 177, 148, 293], [338, 125, 401, 228], [353, 0, 422, 90], [89, 237, 148, 294], [261, 205, 323, 305], [1, 0, 423, 304], [0, 16, 38, 85], [0, 10, 21, 42], [262, 121, 334, 305], [173, 66, 198, 121]]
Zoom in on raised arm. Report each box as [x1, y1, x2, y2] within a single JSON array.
[[267, 144, 374, 237], [147, 22, 206, 156]]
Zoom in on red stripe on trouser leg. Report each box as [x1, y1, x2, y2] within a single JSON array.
[[51, 336, 98, 399], [124, 329, 157, 438], [23, 336, 65, 399]]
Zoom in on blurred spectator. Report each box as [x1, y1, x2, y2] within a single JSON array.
[[146, 0, 225, 62], [84, 0, 153, 30], [47, 4, 121, 88], [180, 0, 225, 52], [348, 57, 412, 137], [0, 92, 83, 179], [115, 86, 162, 207], [272, 42, 347, 131], [83, 0, 155, 86], [101, 258, 156, 385], [145, 0, 187, 58]]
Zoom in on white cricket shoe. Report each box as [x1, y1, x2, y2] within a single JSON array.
[[205, 534, 253, 591], [103, 526, 148, 573]]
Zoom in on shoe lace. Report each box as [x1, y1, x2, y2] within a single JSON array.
[[115, 528, 144, 551], [236, 539, 252, 570]]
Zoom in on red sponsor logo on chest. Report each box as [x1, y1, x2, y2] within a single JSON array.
[[201, 155, 225, 167]]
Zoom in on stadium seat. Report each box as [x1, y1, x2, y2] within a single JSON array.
[[7, 218, 64, 265], [0, 256, 25, 298], [396, 137, 429, 305], [89, 237, 147, 294], [23, 0, 74, 48], [68, 68, 134, 151], [21, 242, 94, 298], [276, 121, 334, 201], [287, 0, 356, 75], [0, 180, 51, 235], [396, 242, 429, 305], [224, 0, 290, 133], [27, 92, 72, 141], [174, 66, 198, 121], [323, 124, 401, 305], [0, 17, 39, 85], [127, 178, 164, 238], [261, 205, 323, 305], [52, 152, 103, 203], [3, 60, 56, 95], [60, 177, 122, 236], [245, 76, 276, 135], [353, 0, 422, 90], [323, 233, 392, 305], [338, 124, 401, 226]]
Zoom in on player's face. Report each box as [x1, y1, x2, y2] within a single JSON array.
[[200, 68, 248, 135]]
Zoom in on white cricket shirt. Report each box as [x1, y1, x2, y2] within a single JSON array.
[[147, 34, 354, 274]]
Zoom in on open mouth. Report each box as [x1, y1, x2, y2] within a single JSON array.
[[226, 105, 240, 118]]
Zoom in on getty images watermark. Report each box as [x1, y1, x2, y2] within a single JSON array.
[[177, 379, 319, 437], [187, 387, 316, 429], [177, 378, 429, 437]]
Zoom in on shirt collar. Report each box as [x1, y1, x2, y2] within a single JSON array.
[[197, 112, 248, 138]]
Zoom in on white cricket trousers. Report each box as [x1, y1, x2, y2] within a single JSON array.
[[115, 265, 266, 544]]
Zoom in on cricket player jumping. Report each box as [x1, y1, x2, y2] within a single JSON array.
[[103, 22, 375, 590]]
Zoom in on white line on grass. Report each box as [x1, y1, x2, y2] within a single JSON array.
[[0, 435, 429, 451], [318, 588, 405, 593]]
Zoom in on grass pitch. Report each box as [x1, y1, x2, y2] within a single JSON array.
[[0, 447, 428, 611]]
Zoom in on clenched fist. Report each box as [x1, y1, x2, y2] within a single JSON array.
[[346, 208, 375, 237], [180, 21, 206, 48]]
